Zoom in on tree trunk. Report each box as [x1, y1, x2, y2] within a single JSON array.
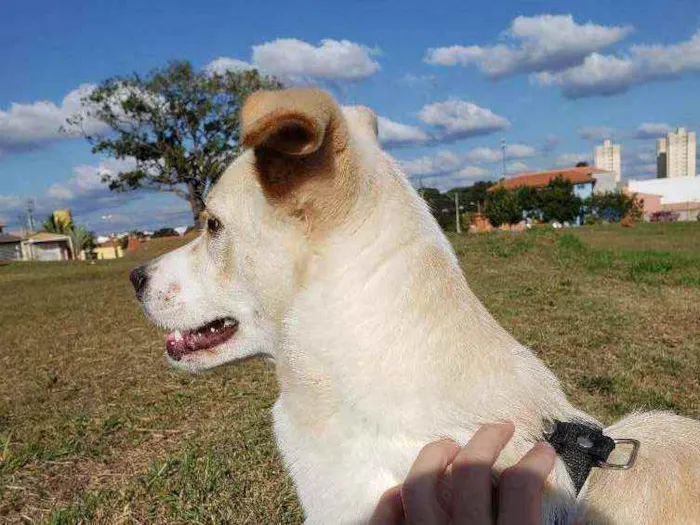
[[187, 182, 207, 228]]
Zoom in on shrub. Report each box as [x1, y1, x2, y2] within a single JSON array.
[[152, 227, 179, 238], [485, 188, 521, 227]]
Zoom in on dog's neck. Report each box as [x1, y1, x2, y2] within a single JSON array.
[[273, 151, 585, 440]]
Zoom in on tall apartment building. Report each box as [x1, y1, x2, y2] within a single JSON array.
[[594, 139, 622, 183], [656, 127, 696, 179]]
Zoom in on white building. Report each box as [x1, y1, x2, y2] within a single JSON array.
[[594, 139, 622, 183], [656, 127, 696, 179]]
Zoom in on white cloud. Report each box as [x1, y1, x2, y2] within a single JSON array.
[[634, 122, 672, 139], [400, 73, 437, 86], [577, 126, 615, 140], [507, 161, 529, 173], [418, 99, 510, 141], [402, 150, 464, 177], [505, 143, 537, 158], [251, 38, 380, 81], [555, 152, 592, 167], [425, 15, 631, 78], [0, 194, 22, 210], [204, 57, 255, 75], [401, 143, 535, 179], [0, 84, 108, 155], [48, 158, 137, 202], [428, 166, 492, 191], [465, 144, 535, 163], [534, 31, 700, 98], [377, 116, 430, 148]]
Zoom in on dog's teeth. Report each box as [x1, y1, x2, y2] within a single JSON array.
[[174, 330, 183, 341], [210, 327, 215, 333]]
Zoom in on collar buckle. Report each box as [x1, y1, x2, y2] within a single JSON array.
[[596, 438, 640, 469]]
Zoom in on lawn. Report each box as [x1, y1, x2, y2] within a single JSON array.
[[1, 223, 699, 524]]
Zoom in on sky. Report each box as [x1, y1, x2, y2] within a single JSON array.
[[1, 0, 700, 234]]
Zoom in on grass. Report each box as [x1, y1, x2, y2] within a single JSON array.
[[2, 223, 699, 523]]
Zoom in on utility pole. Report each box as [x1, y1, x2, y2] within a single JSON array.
[[26, 199, 36, 234], [454, 192, 461, 234], [501, 137, 507, 179]]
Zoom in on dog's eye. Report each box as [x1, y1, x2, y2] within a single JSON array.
[[207, 216, 222, 236]]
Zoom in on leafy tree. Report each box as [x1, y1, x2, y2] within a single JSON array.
[[514, 186, 541, 219], [419, 187, 457, 230], [485, 188, 522, 227], [576, 161, 590, 167], [585, 191, 643, 222], [538, 175, 582, 223], [41, 214, 73, 234], [67, 226, 94, 260], [152, 227, 179, 238], [447, 181, 495, 212], [66, 61, 283, 225]]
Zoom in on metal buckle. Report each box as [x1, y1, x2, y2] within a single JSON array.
[[596, 438, 640, 469]]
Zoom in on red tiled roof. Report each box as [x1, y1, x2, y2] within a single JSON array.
[[488, 166, 609, 192]]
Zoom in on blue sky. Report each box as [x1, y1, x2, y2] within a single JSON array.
[[1, 0, 699, 233]]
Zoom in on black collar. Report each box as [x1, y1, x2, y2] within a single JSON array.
[[544, 420, 617, 494]]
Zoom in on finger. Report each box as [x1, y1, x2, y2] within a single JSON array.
[[402, 439, 461, 525], [452, 422, 515, 525], [497, 442, 556, 525], [369, 485, 404, 525]]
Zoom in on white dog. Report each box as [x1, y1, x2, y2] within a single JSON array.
[[131, 88, 700, 524]]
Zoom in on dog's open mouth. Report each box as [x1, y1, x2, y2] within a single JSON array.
[[165, 318, 239, 361]]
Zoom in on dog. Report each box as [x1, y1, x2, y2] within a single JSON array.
[[131, 88, 700, 524]]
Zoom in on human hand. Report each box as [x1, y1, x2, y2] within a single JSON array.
[[370, 422, 556, 525]]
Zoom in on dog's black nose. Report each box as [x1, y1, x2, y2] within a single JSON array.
[[129, 265, 150, 299]]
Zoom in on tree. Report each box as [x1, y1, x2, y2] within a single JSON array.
[[448, 181, 495, 212], [485, 188, 522, 227], [419, 187, 456, 230], [515, 186, 541, 219], [576, 161, 590, 167], [41, 214, 73, 234], [67, 226, 94, 260], [585, 191, 643, 222], [538, 175, 582, 223], [66, 61, 283, 225]]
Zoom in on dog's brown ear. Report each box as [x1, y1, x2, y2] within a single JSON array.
[[240, 88, 357, 230], [241, 88, 346, 156]]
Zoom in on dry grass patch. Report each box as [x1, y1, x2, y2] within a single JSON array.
[[1, 224, 698, 523]]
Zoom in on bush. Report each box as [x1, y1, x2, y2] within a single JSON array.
[[485, 188, 521, 227], [585, 191, 642, 224], [152, 227, 179, 238], [650, 211, 680, 223], [538, 175, 582, 223]]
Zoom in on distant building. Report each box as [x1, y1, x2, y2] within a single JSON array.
[[656, 138, 667, 179], [656, 127, 696, 179], [0, 224, 23, 261], [92, 238, 124, 260], [23, 232, 73, 261], [489, 166, 614, 199], [626, 176, 700, 221], [594, 139, 622, 183]]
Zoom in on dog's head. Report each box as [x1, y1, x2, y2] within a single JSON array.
[[130, 88, 380, 372]]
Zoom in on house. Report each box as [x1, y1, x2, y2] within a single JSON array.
[[92, 238, 124, 260], [488, 166, 615, 199], [0, 224, 23, 261], [625, 176, 700, 221], [23, 232, 73, 261]]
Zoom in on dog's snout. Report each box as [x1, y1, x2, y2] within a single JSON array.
[[129, 265, 150, 300]]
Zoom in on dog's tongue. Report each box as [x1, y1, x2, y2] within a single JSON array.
[[165, 319, 238, 361]]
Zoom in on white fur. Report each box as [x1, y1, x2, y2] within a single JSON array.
[[138, 101, 700, 524]]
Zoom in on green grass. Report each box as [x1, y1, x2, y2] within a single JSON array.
[[2, 223, 700, 523]]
